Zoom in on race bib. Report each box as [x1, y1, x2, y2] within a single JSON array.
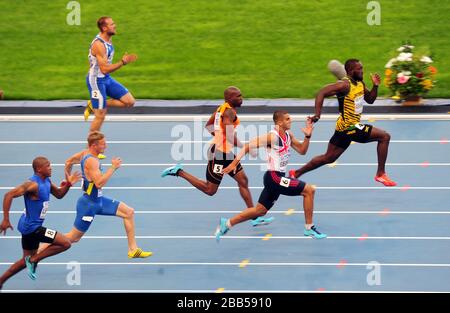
[[97, 189, 103, 197], [39, 201, 49, 219], [44, 228, 56, 239], [92, 89, 101, 99], [354, 95, 364, 114], [354, 123, 365, 130], [213, 164, 224, 174], [279, 177, 291, 188]]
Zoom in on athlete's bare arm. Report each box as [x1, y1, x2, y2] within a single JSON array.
[[50, 172, 81, 199], [223, 133, 273, 174], [205, 111, 216, 135], [363, 73, 380, 104], [1, 181, 38, 235], [65, 150, 85, 177], [289, 118, 314, 155], [92, 41, 137, 75], [312, 80, 350, 122], [222, 108, 243, 148], [85, 157, 121, 188]]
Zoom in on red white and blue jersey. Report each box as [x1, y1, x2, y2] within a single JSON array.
[[266, 129, 291, 173]]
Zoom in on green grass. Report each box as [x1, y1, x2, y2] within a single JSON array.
[[0, 0, 449, 100]]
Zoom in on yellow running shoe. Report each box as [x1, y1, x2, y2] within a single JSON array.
[[84, 100, 94, 121], [97, 154, 107, 160], [128, 248, 153, 259]]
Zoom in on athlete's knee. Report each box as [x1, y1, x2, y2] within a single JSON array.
[[383, 132, 391, 142], [205, 187, 217, 196], [61, 238, 72, 250], [303, 184, 316, 196], [323, 153, 338, 164], [123, 95, 135, 107], [94, 109, 107, 120], [123, 207, 135, 219], [255, 205, 268, 217], [238, 176, 249, 188]]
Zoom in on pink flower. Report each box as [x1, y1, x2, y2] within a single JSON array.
[[397, 75, 410, 84]]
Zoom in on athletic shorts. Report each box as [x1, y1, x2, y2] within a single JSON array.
[[330, 123, 373, 150], [74, 194, 120, 232], [258, 171, 306, 210], [205, 144, 243, 185], [86, 75, 129, 110], [21, 226, 57, 251]]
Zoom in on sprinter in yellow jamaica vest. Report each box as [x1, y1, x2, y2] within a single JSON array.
[[290, 59, 396, 186]]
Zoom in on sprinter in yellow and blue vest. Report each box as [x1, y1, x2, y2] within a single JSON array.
[[290, 59, 396, 186], [161, 86, 274, 227]]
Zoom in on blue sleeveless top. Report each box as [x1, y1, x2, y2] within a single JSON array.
[[18, 174, 51, 235]]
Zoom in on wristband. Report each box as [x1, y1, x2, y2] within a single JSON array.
[[305, 135, 311, 139]]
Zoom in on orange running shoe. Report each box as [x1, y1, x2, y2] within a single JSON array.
[[375, 174, 397, 187]]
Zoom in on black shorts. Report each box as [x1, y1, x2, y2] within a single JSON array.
[[21, 226, 57, 251], [206, 144, 243, 185], [258, 171, 306, 210], [330, 124, 373, 150]]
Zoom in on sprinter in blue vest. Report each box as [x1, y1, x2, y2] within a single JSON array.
[[62, 131, 152, 259], [0, 157, 81, 289], [84, 16, 137, 135]]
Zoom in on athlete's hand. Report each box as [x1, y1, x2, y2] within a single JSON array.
[[121, 53, 138, 65], [309, 115, 320, 123], [223, 164, 237, 175], [67, 171, 82, 185], [302, 117, 314, 137], [370, 73, 381, 86], [111, 157, 122, 170], [0, 219, 13, 235]]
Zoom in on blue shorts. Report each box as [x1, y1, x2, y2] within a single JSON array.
[[86, 75, 129, 109], [74, 194, 120, 232]]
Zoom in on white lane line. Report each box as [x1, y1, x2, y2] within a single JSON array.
[[7, 210, 450, 214], [2, 289, 449, 293], [1, 163, 450, 167], [1, 186, 449, 190], [1, 113, 450, 121], [0, 140, 447, 144], [2, 236, 450, 240], [0, 262, 449, 267], [0, 186, 447, 191]]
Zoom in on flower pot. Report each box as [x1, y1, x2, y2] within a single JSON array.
[[402, 95, 423, 106]]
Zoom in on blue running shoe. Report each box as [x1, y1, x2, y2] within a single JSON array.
[[161, 164, 183, 177], [215, 217, 229, 242], [304, 225, 327, 239], [24, 256, 37, 280], [251, 216, 275, 227]]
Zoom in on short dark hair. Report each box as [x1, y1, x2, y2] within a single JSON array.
[[273, 110, 288, 123], [344, 59, 360, 73], [88, 131, 105, 147], [32, 156, 49, 172], [97, 16, 111, 32]]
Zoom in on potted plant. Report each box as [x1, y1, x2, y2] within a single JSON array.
[[384, 44, 437, 105]]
